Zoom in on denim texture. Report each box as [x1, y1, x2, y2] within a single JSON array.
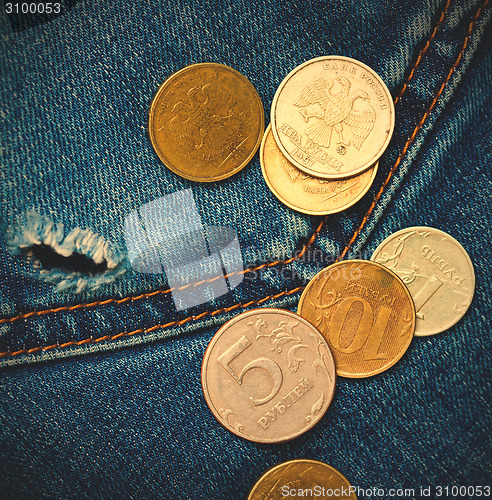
[[1, 0, 491, 498]]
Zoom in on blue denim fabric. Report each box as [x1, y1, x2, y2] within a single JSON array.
[[1, 0, 491, 498]]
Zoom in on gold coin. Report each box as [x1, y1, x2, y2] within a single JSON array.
[[371, 227, 475, 336], [149, 63, 264, 182], [201, 308, 336, 443], [248, 459, 357, 500], [298, 260, 415, 378], [261, 124, 378, 215], [271, 56, 394, 179]]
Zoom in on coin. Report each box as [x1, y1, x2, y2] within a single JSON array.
[[298, 260, 415, 378], [201, 308, 336, 443], [261, 124, 378, 215], [149, 63, 264, 182], [248, 459, 357, 500], [371, 227, 475, 336], [271, 56, 394, 179]]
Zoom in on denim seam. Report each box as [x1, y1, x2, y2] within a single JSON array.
[[0, 218, 325, 330], [1, 287, 305, 359], [338, 0, 490, 261], [392, 0, 452, 106], [2, 0, 482, 361]]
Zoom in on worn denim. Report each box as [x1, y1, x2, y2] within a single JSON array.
[[0, 0, 491, 498]]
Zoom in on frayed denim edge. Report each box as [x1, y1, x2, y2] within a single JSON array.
[[6, 211, 127, 293]]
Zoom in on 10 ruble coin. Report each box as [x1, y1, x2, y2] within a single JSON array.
[[298, 260, 415, 378]]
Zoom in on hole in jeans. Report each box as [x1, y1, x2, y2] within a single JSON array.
[[7, 212, 126, 293], [23, 244, 109, 275]]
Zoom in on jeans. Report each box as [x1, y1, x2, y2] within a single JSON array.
[[0, 0, 491, 498]]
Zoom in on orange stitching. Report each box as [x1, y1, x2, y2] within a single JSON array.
[[2, 0, 484, 359], [0, 219, 326, 325], [394, 0, 452, 105], [0, 287, 303, 358], [338, 0, 489, 261]]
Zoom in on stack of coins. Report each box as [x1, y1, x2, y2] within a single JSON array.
[[147, 56, 393, 203], [200, 225, 474, 496], [263, 56, 394, 214], [296, 228, 474, 377]]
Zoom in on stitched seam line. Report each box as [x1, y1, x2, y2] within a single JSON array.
[[1, 0, 472, 359], [0, 219, 325, 326], [393, 0, 452, 105], [0, 1, 453, 327], [0, 287, 304, 358], [339, 0, 489, 261]]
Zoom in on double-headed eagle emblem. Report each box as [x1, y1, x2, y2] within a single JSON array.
[[166, 84, 235, 150], [294, 76, 376, 150]]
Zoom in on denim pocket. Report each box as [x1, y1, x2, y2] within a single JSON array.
[[0, 0, 490, 366]]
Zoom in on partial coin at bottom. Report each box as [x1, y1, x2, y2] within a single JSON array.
[[201, 308, 336, 443], [371, 226, 475, 336], [298, 260, 415, 378], [261, 125, 378, 215], [248, 459, 357, 500]]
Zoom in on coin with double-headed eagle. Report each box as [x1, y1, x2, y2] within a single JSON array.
[[149, 63, 264, 182], [271, 56, 394, 179]]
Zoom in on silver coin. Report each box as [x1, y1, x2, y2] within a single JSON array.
[[201, 308, 336, 443], [371, 227, 475, 336], [270, 56, 394, 179]]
